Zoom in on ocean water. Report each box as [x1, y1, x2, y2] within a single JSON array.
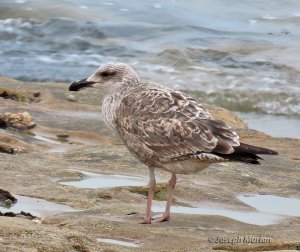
[[0, 0, 299, 137]]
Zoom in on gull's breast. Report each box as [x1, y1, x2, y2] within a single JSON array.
[[102, 95, 120, 131]]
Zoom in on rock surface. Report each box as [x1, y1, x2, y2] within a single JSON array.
[[0, 189, 16, 205], [0, 112, 36, 130], [0, 87, 41, 103], [0, 76, 299, 252]]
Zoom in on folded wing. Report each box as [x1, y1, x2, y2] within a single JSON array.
[[114, 84, 240, 161]]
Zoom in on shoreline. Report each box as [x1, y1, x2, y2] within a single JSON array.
[[0, 76, 299, 251], [236, 112, 300, 139]]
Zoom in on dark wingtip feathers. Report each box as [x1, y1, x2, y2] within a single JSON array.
[[213, 142, 277, 165], [216, 152, 262, 165], [234, 143, 278, 155]]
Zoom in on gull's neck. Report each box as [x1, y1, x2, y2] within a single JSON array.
[[107, 77, 139, 97], [102, 79, 138, 131]]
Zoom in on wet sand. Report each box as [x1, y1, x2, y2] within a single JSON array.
[[0, 76, 300, 251]]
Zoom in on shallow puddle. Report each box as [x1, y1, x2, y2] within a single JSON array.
[[0, 195, 78, 217], [97, 238, 142, 248], [152, 201, 282, 226], [33, 134, 62, 144], [54, 110, 102, 120], [238, 194, 300, 217], [57, 170, 300, 225], [153, 194, 300, 226], [58, 170, 147, 189]]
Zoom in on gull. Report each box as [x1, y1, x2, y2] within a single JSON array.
[[69, 63, 278, 224]]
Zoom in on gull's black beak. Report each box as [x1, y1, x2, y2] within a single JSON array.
[[69, 78, 95, 91]]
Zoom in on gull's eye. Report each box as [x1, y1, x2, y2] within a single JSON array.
[[100, 71, 117, 77]]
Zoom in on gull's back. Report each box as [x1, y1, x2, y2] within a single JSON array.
[[112, 82, 243, 173]]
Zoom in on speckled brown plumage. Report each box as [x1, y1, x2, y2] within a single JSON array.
[[113, 83, 241, 171], [69, 62, 278, 224]]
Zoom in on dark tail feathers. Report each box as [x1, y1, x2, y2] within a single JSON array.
[[215, 143, 278, 165], [234, 143, 278, 155]]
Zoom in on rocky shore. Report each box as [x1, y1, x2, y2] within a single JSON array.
[[0, 76, 299, 252]]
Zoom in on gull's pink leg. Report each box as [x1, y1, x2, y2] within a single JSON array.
[[139, 168, 156, 224], [153, 173, 176, 223]]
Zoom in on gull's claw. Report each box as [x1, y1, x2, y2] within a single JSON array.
[[139, 217, 152, 224], [152, 214, 170, 223]]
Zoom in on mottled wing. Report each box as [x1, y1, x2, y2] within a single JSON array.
[[114, 84, 239, 160]]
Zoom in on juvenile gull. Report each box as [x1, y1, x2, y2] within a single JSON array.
[[69, 63, 278, 224]]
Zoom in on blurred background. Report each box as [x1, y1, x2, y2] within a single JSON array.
[[0, 0, 299, 138]]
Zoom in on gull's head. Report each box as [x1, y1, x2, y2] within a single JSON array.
[[69, 63, 139, 94]]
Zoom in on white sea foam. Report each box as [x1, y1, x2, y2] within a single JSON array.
[[248, 19, 257, 24], [262, 15, 276, 20]]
